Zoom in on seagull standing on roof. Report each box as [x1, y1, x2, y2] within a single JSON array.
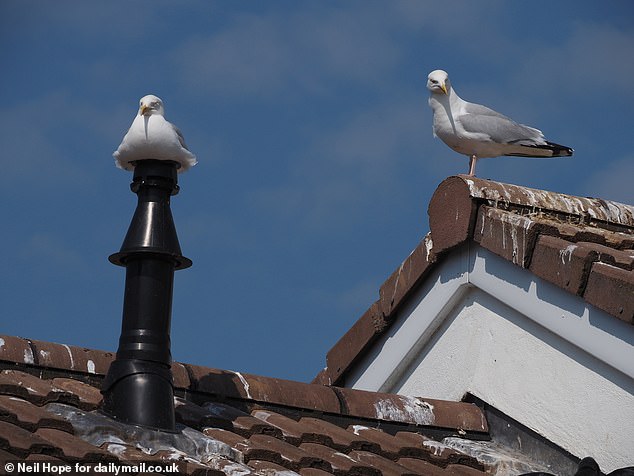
[[113, 94, 197, 172], [426, 70, 573, 176]]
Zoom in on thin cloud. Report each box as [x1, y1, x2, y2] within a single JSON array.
[[249, 95, 429, 232], [169, 4, 408, 99], [514, 21, 634, 99]]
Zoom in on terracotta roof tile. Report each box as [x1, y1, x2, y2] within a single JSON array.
[[427, 177, 479, 255], [320, 303, 385, 386], [397, 457, 456, 476], [0, 447, 19, 462], [202, 427, 248, 448], [529, 235, 596, 295], [0, 334, 498, 474], [445, 463, 493, 475], [99, 441, 149, 460], [346, 450, 419, 476], [199, 459, 254, 475], [29, 339, 114, 375], [297, 417, 381, 453], [175, 396, 222, 429], [0, 336, 35, 367], [333, 387, 487, 433], [316, 175, 634, 386], [379, 234, 435, 317], [576, 242, 634, 269], [231, 373, 341, 413], [237, 434, 331, 472], [0, 420, 61, 458], [584, 262, 634, 324], [22, 454, 69, 475], [244, 459, 289, 473], [473, 205, 539, 268], [50, 378, 103, 411], [348, 425, 403, 459], [184, 365, 342, 413], [202, 401, 283, 438], [298, 442, 382, 475], [394, 431, 482, 468], [299, 468, 335, 476], [21, 453, 65, 462], [250, 409, 307, 445], [171, 361, 191, 389], [34, 428, 117, 462], [0, 395, 74, 433], [0, 370, 63, 405]]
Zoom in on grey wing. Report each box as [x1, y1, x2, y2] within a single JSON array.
[[460, 102, 544, 145], [171, 124, 190, 150]]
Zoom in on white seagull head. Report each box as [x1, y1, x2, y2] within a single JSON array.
[[138, 94, 165, 117], [427, 70, 450, 95]]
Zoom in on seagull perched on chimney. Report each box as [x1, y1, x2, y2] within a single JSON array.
[[426, 70, 572, 176], [113, 94, 197, 172]]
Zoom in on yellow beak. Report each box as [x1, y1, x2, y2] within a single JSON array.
[[140, 104, 149, 115], [441, 82, 448, 95]]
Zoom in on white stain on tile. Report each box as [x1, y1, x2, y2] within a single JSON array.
[[39, 350, 51, 363], [374, 396, 435, 426], [233, 372, 252, 399], [62, 344, 74, 369], [23, 347, 34, 364], [350, 425, 369, 435], [559, 244, 577, 264]]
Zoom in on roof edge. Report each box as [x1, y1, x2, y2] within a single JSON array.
[[450, 175, 634, 230], [315, 175, 634, 386], [0, 334, 488, 434]]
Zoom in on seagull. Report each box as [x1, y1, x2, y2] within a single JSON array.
[[113, 95, 197, 173], [426, 70, 572, 176]]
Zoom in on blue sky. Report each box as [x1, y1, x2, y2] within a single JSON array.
[[1, 1, 633, 382]]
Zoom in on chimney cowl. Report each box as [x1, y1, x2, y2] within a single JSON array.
[[102, 159, 191, 432]]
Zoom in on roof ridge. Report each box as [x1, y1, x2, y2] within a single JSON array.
[[455, 175, 634, 231], [0, 334, 488, 435], [315, 175, 634, 386]]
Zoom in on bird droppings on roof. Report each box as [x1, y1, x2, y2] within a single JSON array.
[[462, 178, 634, 227], [23, 349, 35, 365], [317, 175, 634, 390], [374, 396, 435, 427], [442, 437, 554, 475], [559, 244, 578, 265], [61, 344, 74, 370], [235, 371, 253, 400], [0, 338, 500, 475], [424, 233, 434, 262], [1, 176, 632, 475], [46, 402, 241, 464], [86, 360, 95, 374]]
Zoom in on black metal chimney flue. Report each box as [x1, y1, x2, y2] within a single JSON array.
[[102, 159, 191, 431]]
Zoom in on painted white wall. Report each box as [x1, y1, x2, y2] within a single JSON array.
[[347, 245, 634, 472]]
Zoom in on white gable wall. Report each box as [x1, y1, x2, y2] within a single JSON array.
[[346, 245, 634, 472]]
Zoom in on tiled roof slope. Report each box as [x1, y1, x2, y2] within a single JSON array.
[[0, 334, 499, 475], [314, 175, 634, 387]]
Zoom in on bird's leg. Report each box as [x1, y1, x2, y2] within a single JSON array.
[[468, 155, 478, 176]]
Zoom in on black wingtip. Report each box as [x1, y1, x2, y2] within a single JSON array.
[[506, 141, 574, 158], [545, 141, 574, 157]]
